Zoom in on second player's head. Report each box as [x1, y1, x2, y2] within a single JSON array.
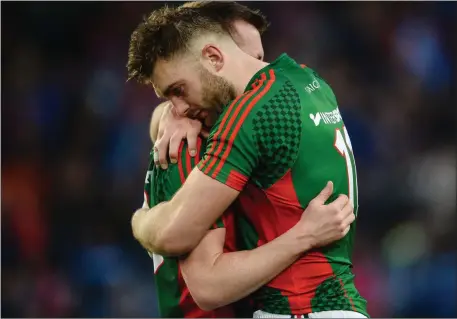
[[127, 1, 268, 120]]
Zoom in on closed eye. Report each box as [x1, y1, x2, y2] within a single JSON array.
[[171, 86, 184, 97]]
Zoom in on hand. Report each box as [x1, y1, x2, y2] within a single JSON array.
[[154, 103, 202, 169], [295, 181, 355, 249]]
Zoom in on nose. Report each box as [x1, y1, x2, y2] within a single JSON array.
[[170, 97, 189, 117]]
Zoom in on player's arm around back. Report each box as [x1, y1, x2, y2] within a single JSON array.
[[180, 223, 303, 311], [180, 182, 355, 311]]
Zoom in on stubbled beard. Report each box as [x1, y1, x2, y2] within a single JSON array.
[[199, 66, 237, 112]]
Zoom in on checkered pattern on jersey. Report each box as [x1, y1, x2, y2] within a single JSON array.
[[311, 275, 358, 312], [154, 168, 170, 203], [251, 286, 292, 314], [252, 80, 302, 188]]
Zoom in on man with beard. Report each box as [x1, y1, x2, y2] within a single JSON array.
[[140, 3, 356, 318], [129, 2, 368, 318]]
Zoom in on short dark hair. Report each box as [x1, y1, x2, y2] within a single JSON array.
[[181, 1, 269, 35], [127, 1, 269, 84]]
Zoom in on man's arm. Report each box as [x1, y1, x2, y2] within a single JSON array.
[[180, 182, 354, 310], [133, 77, 292, 255], [181, 227, 303, 311], [132, 168, 239, 255]]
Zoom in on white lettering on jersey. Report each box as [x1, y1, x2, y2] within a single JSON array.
[[305, 78, 321, 94], [309, 108, 342, 126], [309, 112, 322, 126]]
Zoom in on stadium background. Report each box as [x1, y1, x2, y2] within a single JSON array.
[[1, 1, 456, 317]]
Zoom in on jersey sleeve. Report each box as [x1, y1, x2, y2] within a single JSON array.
[[150, 138, 228, 231], [197, 70, 278, 191], [153, 140, 201, 203]]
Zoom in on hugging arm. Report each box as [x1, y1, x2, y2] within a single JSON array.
[[179, 182, 355, 310]]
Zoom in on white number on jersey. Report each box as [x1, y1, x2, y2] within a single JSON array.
[[333, 126, 358, 212]]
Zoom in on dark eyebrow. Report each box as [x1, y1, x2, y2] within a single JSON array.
[[163, 82, 180, 98]]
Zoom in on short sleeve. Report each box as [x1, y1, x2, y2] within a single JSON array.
[[199, 73, 303, 190], [197, 70, 278, 191]]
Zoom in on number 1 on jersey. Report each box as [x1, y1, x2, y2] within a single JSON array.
[[333, 126, 358, 212]]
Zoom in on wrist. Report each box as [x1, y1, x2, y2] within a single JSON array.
[[287, 223, 315, 254]]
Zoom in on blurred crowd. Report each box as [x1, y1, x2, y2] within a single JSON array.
[[1, 2, 456, 317]]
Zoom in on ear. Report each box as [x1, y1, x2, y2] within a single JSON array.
[[201, 45, 224, 72]]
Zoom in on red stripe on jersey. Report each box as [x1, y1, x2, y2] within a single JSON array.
[[201, 73, 267, 174], [177, 142, 186, 183], [221, 209, 237, 253], [337, 277, 357, 312], [143, 190, 150, 208], [185, 146, 192, 177], [238, 171, 335, 313], [264, 171, 334, 311], [225, 169, 249, 192], [199, 92, 250, 171], [196, 138, 203, 162], [211, 69, 276, 178]]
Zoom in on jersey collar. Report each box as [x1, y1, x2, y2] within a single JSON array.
[[244, 53, 297, 92]]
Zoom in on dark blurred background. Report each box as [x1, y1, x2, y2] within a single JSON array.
[[1, 1, 456, 318]]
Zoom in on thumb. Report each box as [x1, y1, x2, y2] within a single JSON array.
[[314, 181, 333, 204]]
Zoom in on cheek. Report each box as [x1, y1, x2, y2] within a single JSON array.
[[187, 80, 206, 100]]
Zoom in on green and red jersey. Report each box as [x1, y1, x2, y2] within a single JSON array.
[[198, 54, 368, 316], [143, 138, 237, 318]]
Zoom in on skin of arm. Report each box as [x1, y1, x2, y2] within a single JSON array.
[[142, 103, 318, 310], [177, 180, 348, 311], [132, 169, 239, 255], [179, 225, 311, 311], [149, 101, 168, 143]]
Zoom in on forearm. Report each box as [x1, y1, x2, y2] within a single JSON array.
[[132, 169, 240, 255], [182, 226, 312, 310], [131, 203, 184, 256]]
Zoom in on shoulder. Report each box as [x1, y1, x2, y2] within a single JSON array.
[[208, 69, 292, 139]]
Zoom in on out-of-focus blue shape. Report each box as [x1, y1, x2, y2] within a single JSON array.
[[393, 18, 450, 92], [388, 252, 457, 317]]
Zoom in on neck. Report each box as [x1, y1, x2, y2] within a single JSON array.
[[231, 57, 269, 95]]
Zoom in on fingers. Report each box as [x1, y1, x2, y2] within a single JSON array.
[[330, 194, 349, 210], [313, 181, 334, 204], [186, 131, 198, 157], [339, 200, 354, 219], [169, 133, 184, 164], [342, 225, 351, 237], [338, 202, 355, 237], [154, 136, 170, 169], [342, 209, 356, 228]]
